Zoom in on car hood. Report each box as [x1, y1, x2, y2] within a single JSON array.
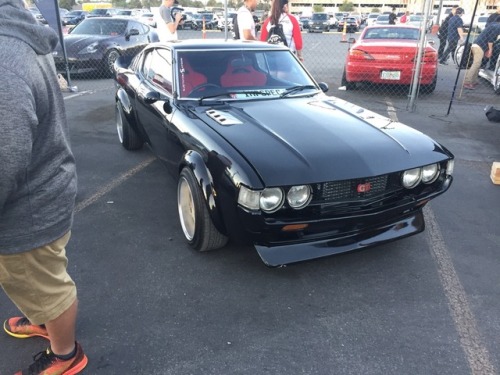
[[194, 96, 452, 186]]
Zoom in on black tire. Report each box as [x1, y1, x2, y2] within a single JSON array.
[[177, 168, 228, 252], [104, 49, 120, 78], [116, 102, 143, 150], [341, 68, 355, 90]]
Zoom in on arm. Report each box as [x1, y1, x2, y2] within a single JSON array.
[[289, 15, 303, 60], [260, 18, 270, 41], [0, 69, 36, 210], [486, 42, 493, 58], [167, 13, 182, 33], [242, 28, 257, 40]]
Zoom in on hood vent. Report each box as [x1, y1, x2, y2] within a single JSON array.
[[206, 109, 242, 126]]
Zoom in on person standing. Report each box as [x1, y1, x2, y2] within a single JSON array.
[[159, 0, 183, 41], [399, 11, 409, 24], [388, 8, 397, 25], [437, 6, 457, 61], [260, 0, 303, 61], [237, 0, 259, 40], [463, 22, 500, 89], [439, 7, 465, 65], [0, 0, 87, 374]]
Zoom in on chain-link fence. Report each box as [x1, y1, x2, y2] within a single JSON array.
[[57, 0, 499, 117]]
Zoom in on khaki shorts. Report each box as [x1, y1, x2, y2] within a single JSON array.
[[0, 232, 77, 325]]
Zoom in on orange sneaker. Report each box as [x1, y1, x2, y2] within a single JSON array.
[[15, 342, 88, 375], [4, 317, 49, 340]]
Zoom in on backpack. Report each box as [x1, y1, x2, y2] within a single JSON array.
[[267, 23, 288, 46], [485, 106, 500, 122], [233, 14, 240, 39]]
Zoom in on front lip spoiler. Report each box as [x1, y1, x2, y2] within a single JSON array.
[[254, 210, 424, 267]]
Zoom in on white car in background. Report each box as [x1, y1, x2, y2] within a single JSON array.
[[472, 15, 489, 32], [137, 12, 156, 28], [366, 13, 380, 26]]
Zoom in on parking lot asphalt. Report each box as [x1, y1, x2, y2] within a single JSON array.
[[1, 39, 500, 374]]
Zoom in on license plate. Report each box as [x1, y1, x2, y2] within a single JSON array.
[[381, 71, 401, 80]]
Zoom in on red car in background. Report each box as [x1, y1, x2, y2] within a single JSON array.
[[342, 25, 438, 93]]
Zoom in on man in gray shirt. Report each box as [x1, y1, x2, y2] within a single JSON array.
[[0, 0, 87, 373], [159, 0, 183, 41]]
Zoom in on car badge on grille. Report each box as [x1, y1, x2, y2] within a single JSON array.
[[356, 182, 372, 193]]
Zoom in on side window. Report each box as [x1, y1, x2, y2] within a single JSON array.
[[149, 48, 173, 93], [130, 21, 147, 34], [142, 50, 153, 80]]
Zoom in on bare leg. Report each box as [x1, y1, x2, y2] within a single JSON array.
[[45, 299, 78, 355]]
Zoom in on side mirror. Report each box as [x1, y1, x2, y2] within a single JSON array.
[[144, 91, 162, 104], [318, 82, 329, 93], [126, 28, 140, 40], [348, 37, 356, 43]]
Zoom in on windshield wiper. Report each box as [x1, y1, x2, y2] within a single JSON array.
[[280, 85, 318, 98], [199, 90, 279, 105]]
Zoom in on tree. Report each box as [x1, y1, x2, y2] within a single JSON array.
[[338, 1, 354, 12], [312, 4, 323, 13], [371, 8, 380, 13], [59, 0, 75, 11]]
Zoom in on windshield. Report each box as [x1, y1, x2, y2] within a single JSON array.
[[117, 10, 132, 15], [90, 9, 108, 15], [312, 14, 327, 21], [364, 27, 419, 40], [71, 19, 128, 35], [176, 50, 317, 100]]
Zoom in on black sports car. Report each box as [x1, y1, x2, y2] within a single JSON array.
[[114, 40, 454, 266], [62, 10, 87, 25], [53, 17, 158, 77]]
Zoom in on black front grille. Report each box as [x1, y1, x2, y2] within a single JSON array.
[[315, 174, 401, 203]]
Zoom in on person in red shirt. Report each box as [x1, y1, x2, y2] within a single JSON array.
[[400, 11, 409, 23], [260, 0, 303, 61]]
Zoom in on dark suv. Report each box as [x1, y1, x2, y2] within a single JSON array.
[[308, 13, 329, 33]]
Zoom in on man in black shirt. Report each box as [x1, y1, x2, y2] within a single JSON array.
[[438, 6, 457, 61], [439, 7, 465, 65], [388, 8, 397, 25], [463, 22, 500, 89]]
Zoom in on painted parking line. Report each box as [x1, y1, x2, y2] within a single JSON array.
[[75, 156, 156, 214], [424, 206, 496, 375], [387, 102, 496, 375]]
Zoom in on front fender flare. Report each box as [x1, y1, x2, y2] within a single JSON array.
[[179, 150, 226, 235]]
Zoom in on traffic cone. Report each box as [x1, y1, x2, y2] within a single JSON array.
[[202, 17, 206, 39], [340, 21, 347, 43]]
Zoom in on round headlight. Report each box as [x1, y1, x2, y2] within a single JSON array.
[[401, 168, 422, 189], [287, 185, 311, 209], [260, 188, 284, 213], [421, 164, 440, 184]]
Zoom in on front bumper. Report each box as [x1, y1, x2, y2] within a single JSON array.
[[234, 173, 452, 266], [53, 55, 104, 75], [255, 210, 424, 267]]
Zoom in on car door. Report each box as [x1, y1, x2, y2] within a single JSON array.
[[135, 48, 176, 162]]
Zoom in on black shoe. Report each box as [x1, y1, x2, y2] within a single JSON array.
[[439, 61, 448, 66]]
